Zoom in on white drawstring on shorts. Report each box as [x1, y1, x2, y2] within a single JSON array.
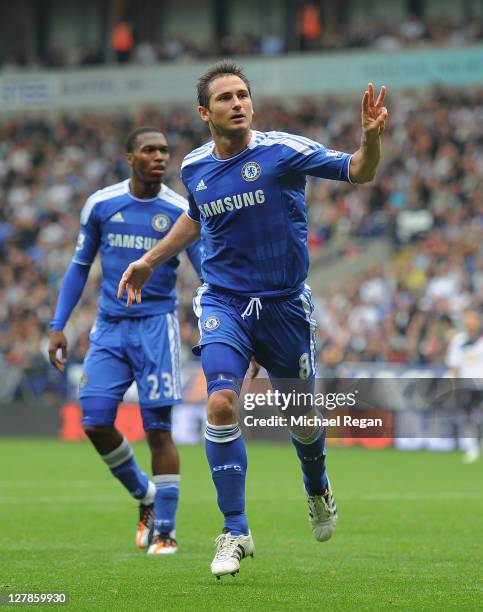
[[241, 297, 263, 320]]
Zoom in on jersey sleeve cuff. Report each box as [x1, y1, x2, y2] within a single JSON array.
[[49, 322, 65, 332], [185, 210, 200, 223], [346, 154, 355, 184]]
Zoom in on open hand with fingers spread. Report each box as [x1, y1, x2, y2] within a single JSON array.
[[362, 83, 388, 137], [117, 258, 154, 307]]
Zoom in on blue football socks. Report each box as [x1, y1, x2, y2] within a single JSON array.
[[153, 474, 180, 534], [291, 426, 328, 496], [101, 437, 151, 501], [205, 423, 248, 536]]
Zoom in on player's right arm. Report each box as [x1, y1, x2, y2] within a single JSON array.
[[48, 195, 101, 372], [48, 263, 91, 372], [118, 210, 200, 307]]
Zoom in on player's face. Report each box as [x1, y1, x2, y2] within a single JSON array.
[[126, 132, 170, 183], [199, 75, 253, 136]]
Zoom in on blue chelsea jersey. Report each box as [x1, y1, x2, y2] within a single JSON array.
[[181, 130, 352, 297], [73, 179, 203, 318]]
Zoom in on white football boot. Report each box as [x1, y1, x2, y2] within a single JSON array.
[[211, 529, 255, 579], [306, 480, 338, 542], [136, 503, 154, 549]]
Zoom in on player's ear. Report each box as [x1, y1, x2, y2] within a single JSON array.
[[125, 152, 133, 167], [198, 105, 210, 123]]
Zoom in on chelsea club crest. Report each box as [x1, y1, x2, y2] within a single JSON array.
[[241, 161, 261, 182], [203, 316, 221, 331], [151, 214, 171, 232]]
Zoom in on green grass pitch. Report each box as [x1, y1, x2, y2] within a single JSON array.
[[0, 440, 481, 611]]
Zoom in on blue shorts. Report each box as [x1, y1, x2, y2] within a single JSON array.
[[80, 312, 182, 418], [192, 284, 317, 379]]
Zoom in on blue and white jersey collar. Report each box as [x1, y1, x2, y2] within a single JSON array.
[[210, 130, 260, 162], [127, 179, 163, 202]]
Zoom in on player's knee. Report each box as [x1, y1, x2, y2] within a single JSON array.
[[146, 429, 173, 452], [207, 390, 238, 424], [83, 424, 116, 442], [82, 425, 114, 438]]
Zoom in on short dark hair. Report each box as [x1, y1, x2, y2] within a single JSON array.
[[125, 127, 164, 152], [197, 61, 251, 108]]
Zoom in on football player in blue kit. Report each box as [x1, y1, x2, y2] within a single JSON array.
[[49, 127, 202, 556], [118, 62, 388, 577]]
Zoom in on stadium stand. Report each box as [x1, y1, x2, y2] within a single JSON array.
[[1, 16, 481, 70]]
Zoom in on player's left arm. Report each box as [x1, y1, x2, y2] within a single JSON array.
[[349, 83, 388, 184], [118, 212, 200, 307]]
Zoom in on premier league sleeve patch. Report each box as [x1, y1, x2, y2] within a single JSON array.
[[203, 316, 221, 331], [241, 161, 261, 182], [152, 214, 171, 232], [79, 373, 88, 389]]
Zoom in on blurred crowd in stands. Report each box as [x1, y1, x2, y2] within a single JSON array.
[[311, 88, 483, 371], [316, 228, 483, 372], [1, 13, 482, 71], [0, 86, 481, 399]]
